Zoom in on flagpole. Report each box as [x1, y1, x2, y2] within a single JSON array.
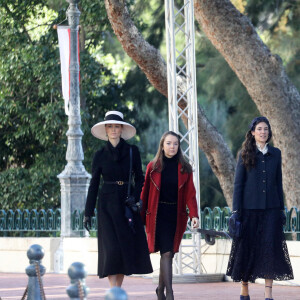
[[57, 0, 91, 238]]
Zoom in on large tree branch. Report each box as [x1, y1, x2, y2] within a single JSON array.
[[104, 0, 167, 97], [194, 0, 300, 208], [104, 0, 236, 206]]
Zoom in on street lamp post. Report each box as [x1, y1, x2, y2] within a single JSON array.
[[58, 0, 91, 237]]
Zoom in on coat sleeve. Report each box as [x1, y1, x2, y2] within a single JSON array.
[[132, 145, 145, 203], [276, 150, 284, 210], [84, 151, 102, 217], [140, 162, 152, 224], [232, 153, 246, 211], [185, 172, 199, 219]]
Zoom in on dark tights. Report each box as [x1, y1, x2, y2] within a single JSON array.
[[157, 251, 174, 300]]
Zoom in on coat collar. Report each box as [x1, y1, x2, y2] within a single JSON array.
[[104, 138, 130, 161], [255, 144, 275, 156], [267, 145, 276, 155], [150, 162, 188, 191]]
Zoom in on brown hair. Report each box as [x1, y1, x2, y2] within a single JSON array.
[[241, 117, 272, 170], [152, 131, 193, 173], [240, 131, 257, 170]]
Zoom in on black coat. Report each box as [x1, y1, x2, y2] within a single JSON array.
[[85, 138, 153, 278], [233, 145, 284, 211]]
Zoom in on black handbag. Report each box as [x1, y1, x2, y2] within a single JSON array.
[[228, 211, 243, 238], [124, 147, 139, 233], [125, 147, 141, 213]]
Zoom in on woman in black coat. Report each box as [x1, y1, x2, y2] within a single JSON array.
[[226, 116, 293, 300], [83, 111, 153, 287]]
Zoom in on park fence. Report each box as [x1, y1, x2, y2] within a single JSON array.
[[0, 206, 299, 240]]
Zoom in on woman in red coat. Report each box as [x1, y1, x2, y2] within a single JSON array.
[[141, 131, 199, 300]]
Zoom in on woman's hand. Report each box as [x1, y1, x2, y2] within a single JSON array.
[[191, 217, 199, 229], [83, 216, 91, 232]]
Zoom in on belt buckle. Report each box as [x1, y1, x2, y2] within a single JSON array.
[[116, 181, 124, 185]]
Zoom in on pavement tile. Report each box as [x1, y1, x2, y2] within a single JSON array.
[[0, 273, 299, 300]]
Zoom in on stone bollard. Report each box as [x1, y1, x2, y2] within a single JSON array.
[[66, 262, 89, 299], [25, 244, 46, 300], [105, 287, 128, 300]]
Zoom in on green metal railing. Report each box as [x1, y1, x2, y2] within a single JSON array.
[[0, 209, 62, 237], [0, 208, 98, 237], [1, 207, 299, 239], [200, 206, 300, 240]]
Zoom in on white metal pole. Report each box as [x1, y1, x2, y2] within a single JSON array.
[[165, 0, 201, 276]]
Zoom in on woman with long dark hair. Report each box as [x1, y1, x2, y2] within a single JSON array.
[[226, 116, 293, 300], [141, 131, 199, 300], [83, 111, 153, 287]]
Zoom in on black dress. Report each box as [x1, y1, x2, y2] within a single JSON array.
[[85, 138, 153, 278], [155, 154, 178, 254], [226, 209, 293, 282]]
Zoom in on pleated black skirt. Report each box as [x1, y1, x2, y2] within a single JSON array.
[[226, 209, 293, 283]]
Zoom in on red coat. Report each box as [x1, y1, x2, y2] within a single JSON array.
[[140, 161, 199, 253]]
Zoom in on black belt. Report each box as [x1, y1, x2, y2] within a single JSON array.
[[104, 181, 129, 186], [159, 201, 177, 205]]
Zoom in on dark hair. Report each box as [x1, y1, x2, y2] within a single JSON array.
[[241, 116, 272, 170], [152, 131, 193, 173]]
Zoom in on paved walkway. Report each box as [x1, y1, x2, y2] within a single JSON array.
[[0, 273, 299, 300]]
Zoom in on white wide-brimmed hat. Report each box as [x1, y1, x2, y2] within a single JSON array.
[[91, 111, 136, 140]]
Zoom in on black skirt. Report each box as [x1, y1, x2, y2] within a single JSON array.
[[226, 209, 293, 283], [155, 202, 177, 254], [97, 193, 153, 278]]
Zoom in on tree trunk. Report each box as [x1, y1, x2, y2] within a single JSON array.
[[194, 0, 300, 208], [104, 0, 236, 207], [104, 0, 300, 209]]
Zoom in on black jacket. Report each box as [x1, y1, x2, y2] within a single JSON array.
[[233, 145, 284, 211], [85, 138, 144, 217]]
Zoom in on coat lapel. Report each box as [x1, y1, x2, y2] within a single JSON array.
[[119, 139, 130, 160], [149, 162, 187, 191], [150, 167, 161, 191], [178, 163, 188, 190]]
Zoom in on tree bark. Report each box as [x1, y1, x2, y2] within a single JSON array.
[[194, 0, 300, 208], [104, 0, 236, 207], [104, 0, 300, 209]]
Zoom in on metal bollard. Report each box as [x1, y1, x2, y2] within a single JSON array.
[[105, 287, 128, 300], [25, 244, 46, 300], [66, 262, 89, 300]]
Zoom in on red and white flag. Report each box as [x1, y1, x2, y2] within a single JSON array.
[[57, 26, 80, 115]]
